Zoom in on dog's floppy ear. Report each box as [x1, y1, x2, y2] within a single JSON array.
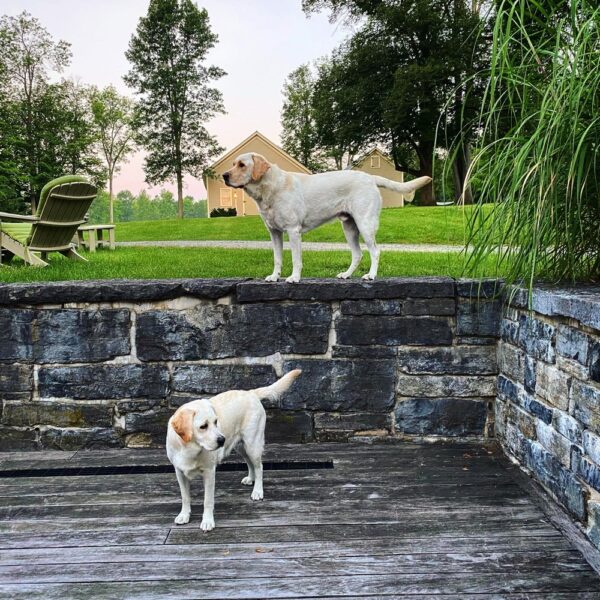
[[171, 407, 195, 444], [251, 154, 271, 182]]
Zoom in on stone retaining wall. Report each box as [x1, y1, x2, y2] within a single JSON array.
[[2, 276, 600, 550], [495, 285, 600, 551], [0, 277, 499, 450]]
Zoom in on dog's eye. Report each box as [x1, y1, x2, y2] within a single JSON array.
[[200, 423, 208, 430], [239, 163, 244, 168]]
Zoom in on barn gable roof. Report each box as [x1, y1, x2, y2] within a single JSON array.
[[210, 131, 311, 174]]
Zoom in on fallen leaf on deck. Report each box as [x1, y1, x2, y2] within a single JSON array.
[[255, 547, 274, 553]]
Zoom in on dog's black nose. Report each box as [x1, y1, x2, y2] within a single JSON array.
[[223, 172, 229, 183], [217, 436, 225, 447]]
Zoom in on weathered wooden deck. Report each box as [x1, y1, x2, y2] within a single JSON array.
[[0, 442, 599, 599]]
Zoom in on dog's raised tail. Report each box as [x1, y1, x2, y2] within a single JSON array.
[[372, 175, 431, 195], [254, 369, 302, 403]]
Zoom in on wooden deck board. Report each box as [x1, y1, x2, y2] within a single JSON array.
[[0, 442, 598, 598]]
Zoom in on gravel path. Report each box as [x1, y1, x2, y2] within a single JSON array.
[[116, 240, 465, 253]]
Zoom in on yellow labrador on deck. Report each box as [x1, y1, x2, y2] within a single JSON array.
[[166, 370, 302, 531], [223, 153, 431, 282]]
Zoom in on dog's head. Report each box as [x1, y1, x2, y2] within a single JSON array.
[[222, 153, 271, 188], [170, 400, 225, 451]]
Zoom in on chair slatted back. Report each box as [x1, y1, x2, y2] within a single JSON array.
[[29, 182, 97, 251]]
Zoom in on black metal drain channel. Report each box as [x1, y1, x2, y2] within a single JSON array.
[[0, 460, 334, 478]]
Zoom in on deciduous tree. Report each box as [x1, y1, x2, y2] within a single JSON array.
[[281, 65, 325, 172], [303, 0, 489, 204], [91, 86, 136, 223], [124, 0, 225, 218], [27, 80, 104, 192], [0, 11, 71, 211]]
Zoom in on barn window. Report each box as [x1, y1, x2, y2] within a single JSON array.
[[371, 155, 381, 168]]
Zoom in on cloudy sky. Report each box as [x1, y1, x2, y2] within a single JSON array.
[[1, 0, 348, 197]]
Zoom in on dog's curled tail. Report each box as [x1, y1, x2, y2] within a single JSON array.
[[254, 369, 302, 403], [371, 175, 432, 196]]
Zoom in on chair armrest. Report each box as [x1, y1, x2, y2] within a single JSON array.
[[0, 211, 39, 222]]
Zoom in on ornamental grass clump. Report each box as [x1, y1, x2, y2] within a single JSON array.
[[464, 1, 600, 285]]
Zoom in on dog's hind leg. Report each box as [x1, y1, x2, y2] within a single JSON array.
[[353, 213, 381, 280], [236, 443, 255, 486], [337, 217, 362, 279], [248, 452, 264, 501], [244, 427, 265, 501], [361, 232, 380, 280]]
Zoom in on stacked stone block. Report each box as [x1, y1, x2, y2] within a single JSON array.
[[0, 277, 498, 450], [495, 285, 600, 551]]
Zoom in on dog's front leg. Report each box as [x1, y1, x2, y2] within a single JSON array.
[[174, 468, 192, 525], [286, 229, 303, 283], [265, 228, 283, 282], [200, 467, 216, 532]]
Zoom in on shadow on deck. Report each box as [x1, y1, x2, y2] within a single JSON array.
[[0, 442, 599, 599]]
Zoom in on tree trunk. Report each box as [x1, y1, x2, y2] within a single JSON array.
[[452, 160, 462, 203], [109, 173, 114, 224], [25, 101, 36, 215], [417, 150, 435, 206], [176, 170, 184, 219], [453, 142, 473, 205], [419, 179, 435, 205]]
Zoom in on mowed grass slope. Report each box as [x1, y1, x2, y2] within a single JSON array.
[[116, 205, 483, 245], [0, 247, 504, 283]]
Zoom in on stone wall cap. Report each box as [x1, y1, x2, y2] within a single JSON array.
[[507, 284, 600, 331], [0, 277, 461, 305], [236, 277, 456, 302], [0, 278, 245, 305]]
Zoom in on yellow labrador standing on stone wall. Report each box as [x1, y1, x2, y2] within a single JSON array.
[[166, 370, 302, 531], [223, 153, 431, 282]]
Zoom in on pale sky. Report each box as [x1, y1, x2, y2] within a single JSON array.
[[0, 0, 348, 197]]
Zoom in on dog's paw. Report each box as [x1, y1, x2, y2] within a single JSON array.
[[241, 476, 254, 486], [174, 511, 191, 525], [336, 272, 351, 279], [285, 275, 300, 284], [361, 273, 376, 281], [200, 515, 215, 531], [265, 274, 279, 282], [251, 489, 264, 501]]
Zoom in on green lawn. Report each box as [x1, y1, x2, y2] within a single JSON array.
[[0, 247, 503, 283], [116, 205, 483, 245]]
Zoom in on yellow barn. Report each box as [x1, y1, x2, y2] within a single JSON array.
[[204, 131, 311, 217], [350, 148, 411, 207]]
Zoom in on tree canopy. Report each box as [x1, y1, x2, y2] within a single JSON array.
[[87, 188, 207, 224]]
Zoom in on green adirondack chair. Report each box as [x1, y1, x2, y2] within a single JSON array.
[[0, 175, 98, 267]]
